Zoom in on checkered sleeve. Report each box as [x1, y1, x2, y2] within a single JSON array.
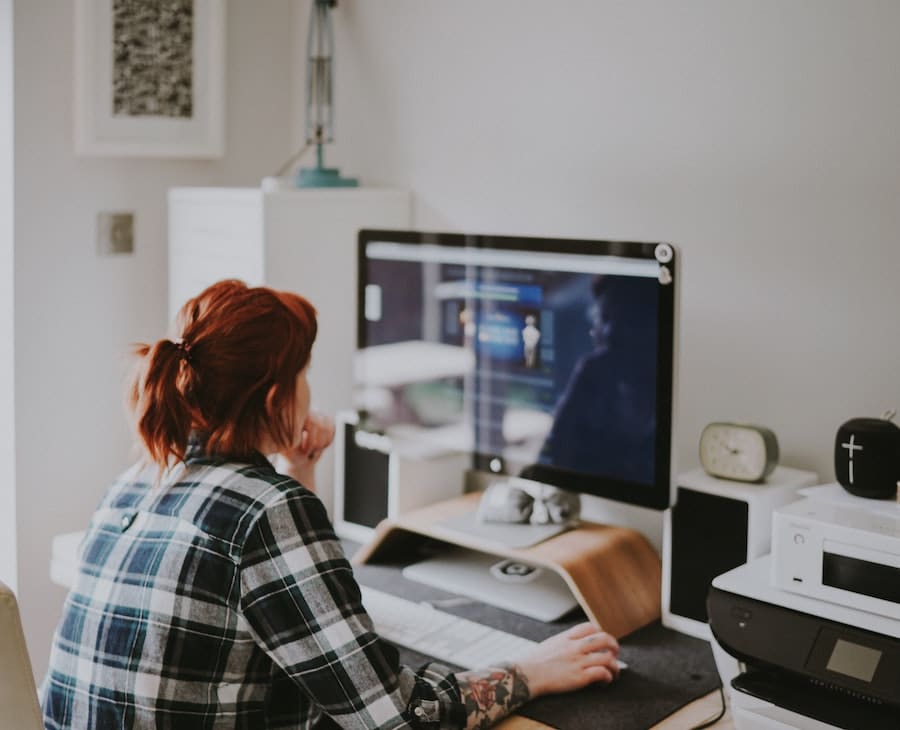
[[238, 486, 466, 730]]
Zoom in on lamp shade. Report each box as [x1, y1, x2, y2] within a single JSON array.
[[297, 0, 357, 188], [305, 0, 334, 145]]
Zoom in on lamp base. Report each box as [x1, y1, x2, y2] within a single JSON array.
[[296, 166, 359, 188]]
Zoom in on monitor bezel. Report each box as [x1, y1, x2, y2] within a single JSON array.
[[357, 229, 676, 511]]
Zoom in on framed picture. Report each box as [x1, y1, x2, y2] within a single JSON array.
[[74, 0, 225, 158]]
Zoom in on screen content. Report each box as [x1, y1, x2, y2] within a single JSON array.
[[355, 236, 674, 507], [826, 639, 882, 683]]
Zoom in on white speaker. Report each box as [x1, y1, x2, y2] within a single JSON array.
[[333, 410, 468, 543], [662, 466, 818, 639]]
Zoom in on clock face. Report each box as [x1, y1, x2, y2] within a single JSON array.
[[699, 423, 777, 482]]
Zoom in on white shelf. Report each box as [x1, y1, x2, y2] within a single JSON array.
[[168, 186, 412, 514]]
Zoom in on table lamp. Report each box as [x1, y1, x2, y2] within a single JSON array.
[[296, 0, 358, 188]]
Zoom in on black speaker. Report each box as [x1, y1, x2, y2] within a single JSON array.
[[662, 466, 817, 639], [333, 411, 468, 542], [669, 488, 748, 626], [341, 421, 391, 530], [834, 417, 900, 499]]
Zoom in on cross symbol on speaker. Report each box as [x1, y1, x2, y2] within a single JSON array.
[[841, 434, 864, 484]]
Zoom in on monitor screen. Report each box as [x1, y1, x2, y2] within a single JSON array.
[[355, 230, 677, 510]]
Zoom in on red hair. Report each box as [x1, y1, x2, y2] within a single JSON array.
[[129, 279, 317, 467]]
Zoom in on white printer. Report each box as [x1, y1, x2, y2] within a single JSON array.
[[709, 480, 900, 730]]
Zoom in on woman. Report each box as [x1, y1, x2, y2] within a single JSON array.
[[42, 279, 620, 729]]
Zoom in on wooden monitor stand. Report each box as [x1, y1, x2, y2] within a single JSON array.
[[352, 492, 662, 638]]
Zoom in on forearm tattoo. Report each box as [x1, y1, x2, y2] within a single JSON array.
[[457, 663, 531, 730]]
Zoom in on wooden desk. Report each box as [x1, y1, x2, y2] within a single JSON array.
[[495, 689, 735, 728]]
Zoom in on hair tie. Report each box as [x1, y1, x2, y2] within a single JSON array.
[[174, 339, 193, 364]]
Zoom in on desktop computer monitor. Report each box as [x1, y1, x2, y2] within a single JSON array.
[[354, 229, 677, 511]]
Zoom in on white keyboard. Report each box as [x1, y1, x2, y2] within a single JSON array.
[[360, 585, 538, 668]]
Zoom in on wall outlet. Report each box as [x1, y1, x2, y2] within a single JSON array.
[[97, 212, 134, 255]]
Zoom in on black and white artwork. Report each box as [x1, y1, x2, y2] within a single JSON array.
[[75, 0, 223, 158], [112, 0, 194, 119]]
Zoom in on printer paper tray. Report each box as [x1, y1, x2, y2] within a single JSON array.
[[732, 670, 898, 730]]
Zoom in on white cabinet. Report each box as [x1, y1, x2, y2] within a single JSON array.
[[168, 187, 412, 514]]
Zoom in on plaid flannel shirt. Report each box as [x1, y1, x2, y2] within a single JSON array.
[[41, 443, 466, 729]]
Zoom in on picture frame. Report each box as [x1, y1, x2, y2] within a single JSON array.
[[74, 0, 225, 158]]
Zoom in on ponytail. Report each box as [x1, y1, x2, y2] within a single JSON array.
[[129, 339, 200, 467]]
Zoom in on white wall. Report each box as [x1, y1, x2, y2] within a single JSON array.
[[14, 0, 297, 678], [0, 0, 15, 594], [14, 0, 900, 680], [324, 0, 900, 507]]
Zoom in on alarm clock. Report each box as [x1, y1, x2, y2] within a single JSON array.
[[699, 422, 780, 483], [834, 414, 900, 499]]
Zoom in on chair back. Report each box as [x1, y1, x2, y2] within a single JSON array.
[[0, 581, 43, 730]]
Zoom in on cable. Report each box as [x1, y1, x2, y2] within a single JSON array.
[[688, 684, 726, 730], [272, 141, 313, 178]]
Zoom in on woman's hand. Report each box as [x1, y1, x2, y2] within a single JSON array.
[[276, 411, 336, 490], [518, 622, 620, 697]]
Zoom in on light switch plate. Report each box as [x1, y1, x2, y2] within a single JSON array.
[[97, 212, 134, 255]]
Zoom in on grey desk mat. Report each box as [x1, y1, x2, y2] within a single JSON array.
[[348, 545, 721, 730]]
